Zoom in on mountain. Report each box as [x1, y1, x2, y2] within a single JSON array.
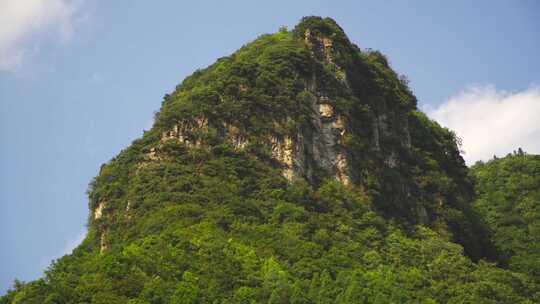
[[2, 17, 538, 303], [470, 151, 540, 280]]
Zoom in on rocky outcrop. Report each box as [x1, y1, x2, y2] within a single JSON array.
[[266, 66, 352, 184], [270, 136, 294, 180], [99, 230, 107, 253], [304, 29, 346, 83], [224, 123, 249, 150], [161, 116, 208, 147], [94, 201, 105, 220], [92, 201, 109, 253], [293, 31, 352, 184], [300, 79, 351, 184]]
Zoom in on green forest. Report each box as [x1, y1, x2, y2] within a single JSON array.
[[2, 17, 538, 303]]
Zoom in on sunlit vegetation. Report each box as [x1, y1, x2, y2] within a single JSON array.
[[2, 17, 538, 303]]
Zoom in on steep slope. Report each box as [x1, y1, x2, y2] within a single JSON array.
[[2, 17, 538, 303]]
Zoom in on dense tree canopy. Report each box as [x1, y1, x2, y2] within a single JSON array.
[[2, 17, 538, 303], [471, 152, 540, 281]]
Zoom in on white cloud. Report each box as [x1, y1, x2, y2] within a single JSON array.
[[428, 85, 540, 165], [0, 0, 79, 71]]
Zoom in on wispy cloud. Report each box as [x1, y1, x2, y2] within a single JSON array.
[[0, 0, 82, 71], [428, 85, 540, 165]]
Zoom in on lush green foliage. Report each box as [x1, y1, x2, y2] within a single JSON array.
[[2, 17, 538, 303], [3, 155, 537, 302], [471, 152, 540, 280]]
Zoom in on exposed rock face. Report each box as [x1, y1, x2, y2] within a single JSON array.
[[287, 31, 352, 184], [92, 201, 108, 253], [297, 75, 351, 184], [335, 151, 350, 185], [270, 136, 294, 180], [161, 116, 208, 147], [161, 118, 252, 151], [304, 28, 346, 83], [147, 147, 161, 161], [224, 124, 248, 150], [270, 35, 352, 184], [99, 230, 107, 253], [94, 201, 105, 220], [319, 103, 333, 118]]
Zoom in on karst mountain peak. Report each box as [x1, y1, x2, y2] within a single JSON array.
[[3, 16, 538, 304]]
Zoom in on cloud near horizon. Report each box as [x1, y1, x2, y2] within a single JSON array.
[[428, 85, 540, 165], [0, 0, 80, 71]]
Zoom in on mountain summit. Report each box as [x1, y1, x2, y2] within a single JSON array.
[[2, 17, 538, 303], [151, 16, 479, 249]]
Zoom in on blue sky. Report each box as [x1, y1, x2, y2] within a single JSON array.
[[1, 0, 539, 293]]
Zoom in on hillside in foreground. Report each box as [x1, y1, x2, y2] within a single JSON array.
[[2, 17, 538, 303], [470, 152, 540, 282]]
